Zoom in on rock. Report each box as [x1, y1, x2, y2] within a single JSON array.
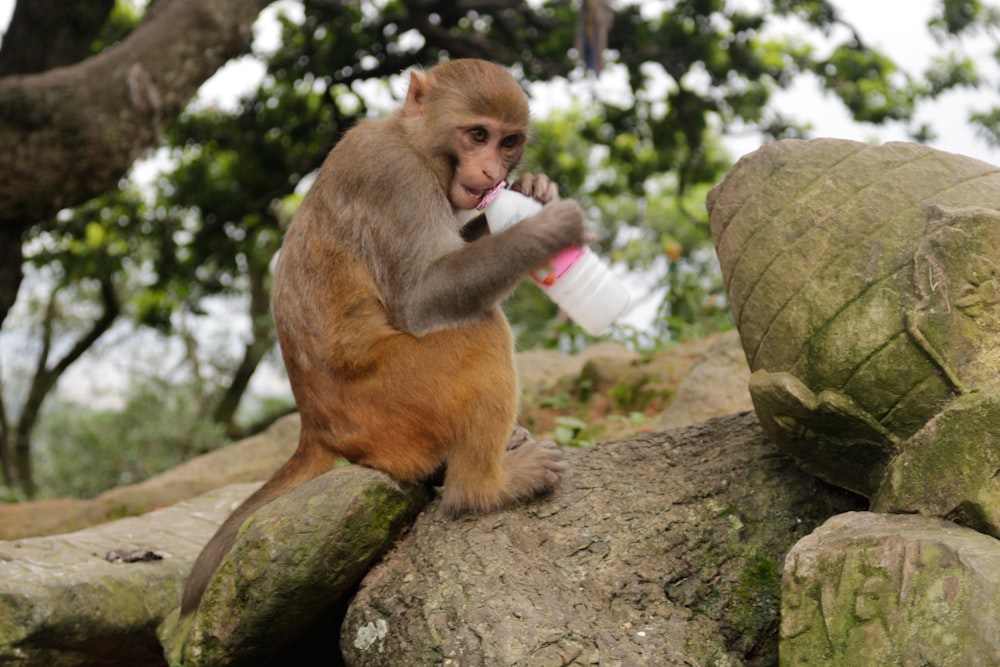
[[660, 330, 752, 428], [708, 138, 1000, 534], [340, 412, 864, 666], [0, 414, 300, 540], [782, 511, 1000, 666], [0, 462, 428, 666], [0, 481, 261, 667], [515, 341, 639, 398], [159, 466, 430, 667], [873, 391, 1000, 535], [17, 402, 999, 667], [0, 496, 114, 541]]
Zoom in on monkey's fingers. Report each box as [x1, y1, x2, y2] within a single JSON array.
[[525, 439, 570, 481], [510, 173, 560, 203]]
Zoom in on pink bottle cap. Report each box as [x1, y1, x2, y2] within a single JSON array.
[[475, 181, 507, 211]]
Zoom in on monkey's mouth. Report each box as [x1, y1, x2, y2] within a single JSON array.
[[453, 180, 503, 210], [454, 183, 489, 209], [475, 181, 507, 210]]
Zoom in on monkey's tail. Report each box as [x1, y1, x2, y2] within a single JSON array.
[[180, 444, 342, 616]]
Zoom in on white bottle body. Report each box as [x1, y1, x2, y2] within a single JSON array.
[[481, 189, 630, 335]]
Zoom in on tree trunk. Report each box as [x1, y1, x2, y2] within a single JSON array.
[[0, 352, 12, 489], [0, 0, 277, 326], [0, 226, 22, 334], [0, 0, 276, 224], [0, 0, 116, 75], [8, 279, 119, 496], [340, 412, 866, 666], [211, 258, 276, 435]]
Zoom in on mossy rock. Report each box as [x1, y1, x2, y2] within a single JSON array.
[[159, 466, 430, 666], [709, 138, 1000, 534]]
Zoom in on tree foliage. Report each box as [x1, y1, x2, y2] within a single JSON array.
[[3, 0, 1000, 497]]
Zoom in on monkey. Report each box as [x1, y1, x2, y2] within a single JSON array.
[[180, 58, 591, 615]]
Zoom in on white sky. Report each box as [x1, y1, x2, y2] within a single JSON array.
[[763, 0, 1000, 165]]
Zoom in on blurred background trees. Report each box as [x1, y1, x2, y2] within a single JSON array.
[[1, 0, 998, 499]]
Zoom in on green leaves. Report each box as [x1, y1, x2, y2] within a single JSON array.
[[930, 0, 1000, 37], [815, 43, 914, 124]]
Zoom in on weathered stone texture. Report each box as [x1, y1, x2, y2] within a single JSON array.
[[709, 138, 1000, 533], [782, 511, 1000, 666], [341, 413, 863, 666], [159, 466, 430, 667]]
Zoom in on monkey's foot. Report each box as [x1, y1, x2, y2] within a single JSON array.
[[440, 429, 567, 513], [503, 436, 567, 495]]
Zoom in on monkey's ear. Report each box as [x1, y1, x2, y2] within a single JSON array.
[[402, 70, 429, 117]]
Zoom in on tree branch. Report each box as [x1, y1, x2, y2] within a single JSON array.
[[13, 277, 121, 495], [211, 256, 277, 435], [19, 278, 121, 439], [0, 351, 11, 488], [0, 0, 277, 226], [0, 0, 116, 75]]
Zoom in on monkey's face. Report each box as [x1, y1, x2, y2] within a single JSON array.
[[448, 120, 525, 210]]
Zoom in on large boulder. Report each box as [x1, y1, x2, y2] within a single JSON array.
[[708, 138, 1000, 535], [0, 482, 260, 667], [340, 412, 863, 666], [782, 511, 1000, 665], [0, 465, 428, 667], [660, 330, 752, 428], [159, 466, 430, 666]]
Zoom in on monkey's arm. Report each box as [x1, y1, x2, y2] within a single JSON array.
[[403, 199, 590, 334]]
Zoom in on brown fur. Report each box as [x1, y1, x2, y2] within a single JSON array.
[[180, 59, 586, 615]]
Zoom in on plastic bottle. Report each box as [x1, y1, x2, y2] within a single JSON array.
[[477, 185, 630, 335]]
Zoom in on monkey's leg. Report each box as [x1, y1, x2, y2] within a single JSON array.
[[426, 426, 543, 487], [440, 417, 566, 514]]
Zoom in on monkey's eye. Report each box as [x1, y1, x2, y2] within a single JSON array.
[[500, 134, 522, 149], [468, 127, 489, 143]]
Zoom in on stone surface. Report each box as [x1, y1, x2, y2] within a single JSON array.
[[660, 330, 752, 428], [515, 341, 640, 398], [708, 138, 1000, 534], [0, 463, 428, 666], [782, 511, 1000, 666], [159, 466, 431, 667], [341, 412, 864, 666], [873, 391, 1000, 536], [0, 413, 300, 540], [3, 401, 999, 666], [0, 481, 260, 667]]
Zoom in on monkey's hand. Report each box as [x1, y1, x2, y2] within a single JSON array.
[[511, 173, 597, 247], [520, 197, 598, 249], [509, 172, 560, 204]]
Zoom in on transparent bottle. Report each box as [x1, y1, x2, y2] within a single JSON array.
[[477, 186, 630, 335]]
